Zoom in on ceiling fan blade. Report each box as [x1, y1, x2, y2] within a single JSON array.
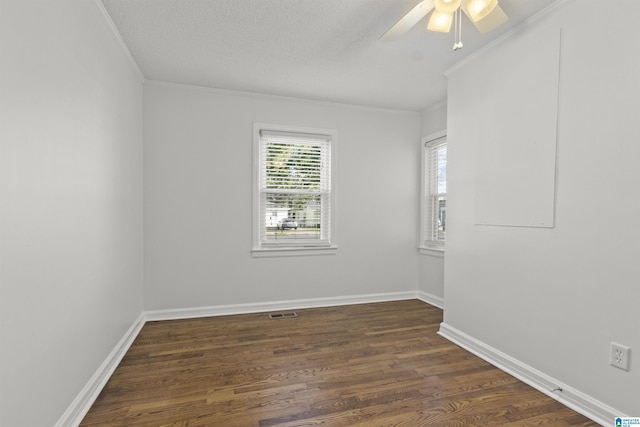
[[380, 0, 435, 41], [461, 2, 508, 33]]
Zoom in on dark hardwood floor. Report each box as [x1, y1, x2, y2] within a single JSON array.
[[81, 300, 598, 426]]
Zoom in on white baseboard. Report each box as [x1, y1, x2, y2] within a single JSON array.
[[438, 322, 624, 427], [144, 291, 418, 321], [417, 290, 444, 309], [54, 313, 146, 427]]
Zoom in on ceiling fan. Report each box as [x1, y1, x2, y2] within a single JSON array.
[[380, 0, 508, 50]]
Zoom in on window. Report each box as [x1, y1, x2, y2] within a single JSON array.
[[421, 134, 447, 248], [253, 124, 336, 256]]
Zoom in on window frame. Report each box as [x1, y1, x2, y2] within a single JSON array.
[[252, 123, 337, 257], [420, 131, 447, 254]]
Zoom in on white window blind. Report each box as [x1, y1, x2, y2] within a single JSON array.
[[423, 137, 447, 245], [255, 127, 334, 251]]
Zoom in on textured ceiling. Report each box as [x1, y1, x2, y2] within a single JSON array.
[[101, 0, 558, 111]]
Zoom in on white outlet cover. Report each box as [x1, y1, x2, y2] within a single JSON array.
[[610, 342, 631, 371]]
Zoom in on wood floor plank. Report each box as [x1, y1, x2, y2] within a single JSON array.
[[81, 300, 599, 426]]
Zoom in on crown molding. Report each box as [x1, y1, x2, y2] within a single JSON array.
[[421, 98, 447, 115], [145, 79, 421, 115], [94, 0, 145, 83]]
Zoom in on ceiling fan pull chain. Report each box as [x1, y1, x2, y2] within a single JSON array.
[[458, 8, 463, 49], [453, 8, 463, 51], [453, 8, 458, 50]]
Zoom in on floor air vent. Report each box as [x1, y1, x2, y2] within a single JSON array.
[[268, 312, 298, 319]]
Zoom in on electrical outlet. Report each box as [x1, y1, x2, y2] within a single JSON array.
[[610, 342, 631, 371]]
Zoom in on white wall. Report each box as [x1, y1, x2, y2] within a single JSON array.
[[444, 0, 639, 417], [419, 102, 447, 305], [420, 101, 447, 137], [144, 83, 420, 310], [418, 248, 445, 306], [0, 1, 144, 426]]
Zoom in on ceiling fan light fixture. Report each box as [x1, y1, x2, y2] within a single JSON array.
[[434, 0, 461, 14], [465, 0, 498, 22], [427, 10, 453, 33]]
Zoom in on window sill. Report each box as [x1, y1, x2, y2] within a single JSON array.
[[419, 245, 445, 257], [252, 246, 338, 258]]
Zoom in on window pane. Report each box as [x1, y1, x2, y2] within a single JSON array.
[[423, 137, 447, 245], [437, 196, 446, 241], [263, 193, 322, 241], [437, 145, 447, 194], [265, 143, 322, 190], [255, 125, 335, 252]]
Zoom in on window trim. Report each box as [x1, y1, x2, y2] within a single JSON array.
[[419, 130, 447, 254], [252, 123, 337, 257]]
